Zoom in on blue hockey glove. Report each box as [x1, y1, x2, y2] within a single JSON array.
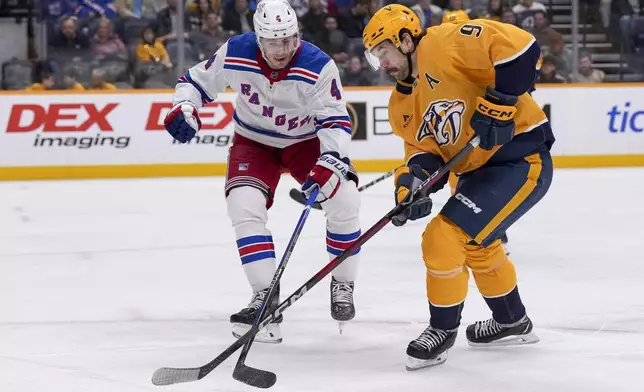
[[392, 164, 433, 227], [164, 101, 202, 143], [470, 86, 518, 150]]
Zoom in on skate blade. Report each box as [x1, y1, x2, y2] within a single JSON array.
[[468, 332, 539, 347], [232, 323, 282, 344], [338, 321, 346, 335], [405, 350, 449, 371]]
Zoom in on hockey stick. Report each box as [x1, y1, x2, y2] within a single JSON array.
[[232, 187, 319, 388], [151, 137, 479, 388], [288, 166, 401, 210]]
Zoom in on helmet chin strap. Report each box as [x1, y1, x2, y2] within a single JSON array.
[[405, 52, 413, 80], [398, 35, 418, 81]]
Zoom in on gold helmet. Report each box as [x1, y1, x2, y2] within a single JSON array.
[[362, 4, 423, 52], [441, 10, 470, 24], [362, 4, 423, 73]]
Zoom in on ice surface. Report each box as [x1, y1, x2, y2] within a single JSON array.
[[1, 169, 643, 392]]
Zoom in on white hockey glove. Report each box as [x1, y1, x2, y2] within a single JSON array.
[[301, 152, 352, 203]]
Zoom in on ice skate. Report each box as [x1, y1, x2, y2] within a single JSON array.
[[230, 287, 282, 344], [466, 315, 539, 347], [406, 326, 457, 370], [330, 277, 355, 334]]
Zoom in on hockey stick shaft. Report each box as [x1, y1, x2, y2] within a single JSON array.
[[289, 166, 401, 210], [233, 188, 319, 369], [356, 166, 399, 192], [151, 137, 479, 386]]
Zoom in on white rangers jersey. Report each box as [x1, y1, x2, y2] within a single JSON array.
[[173, 32, 353, 157]]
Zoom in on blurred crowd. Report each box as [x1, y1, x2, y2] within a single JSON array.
[[2, 0, 644, 90]]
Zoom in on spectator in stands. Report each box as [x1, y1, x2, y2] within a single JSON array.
[[187, 0, 214, 32], [92, 18, 128, 60], [342, 56, 372, 86], [512, 0, 546, 13], [43, 0, 80, 20], [75, 0, 118, 18], [485, 0, 504, 21], [155, 0, 191, 43], [89, 68, 118, 89], [222, 0, 254, 35], [538, 54, 567, 83], [571, 53, 605, 83], [298, 20, 320, 46], [545, 31, 573, 77], [187, 0, 221, 14], [289, 0, 311, 17], [410, 0, 443, 28], [444, 0, 473, 17], [300, 0, 327, 37], [319, 14, 350, 64], [49, 16, 91, 50], [337, 0, 370, 38], [501, 9, 517, 25], [191, 11, 230, 61], [532, 11, 555, 46], [136, 26, 173, 68], [25, 73, 56, 91], [609, 0, 635, 51], [64, 69, 86, 90]]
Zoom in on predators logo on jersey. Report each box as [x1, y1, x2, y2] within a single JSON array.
[[418, 99, 466, 146]]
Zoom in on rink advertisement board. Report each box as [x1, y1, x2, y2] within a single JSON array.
[[0, 85, 643, 180]]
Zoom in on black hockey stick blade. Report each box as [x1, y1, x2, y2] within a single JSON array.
[[233, 364, 277, 389], [152, 367, 200, 385], [289, 188, 322, 210]]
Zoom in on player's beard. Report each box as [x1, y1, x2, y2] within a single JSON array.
[[387, 67, 406, 81]]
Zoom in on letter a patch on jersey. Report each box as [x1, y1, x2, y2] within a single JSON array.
[[417, 99, 466, 146]]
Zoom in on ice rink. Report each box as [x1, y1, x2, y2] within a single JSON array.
[[1, 168, 643, 392]]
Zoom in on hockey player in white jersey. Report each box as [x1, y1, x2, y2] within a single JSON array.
[[163, 0, 361, 343]]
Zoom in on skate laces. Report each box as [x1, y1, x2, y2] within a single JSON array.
[[414, 327, 448, 350], [475, 318, 503, 338], [331, 280, 354, 304], [248, 289, 270, 310]]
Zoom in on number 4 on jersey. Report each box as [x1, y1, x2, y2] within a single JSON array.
[[330, 79, 342, 100]]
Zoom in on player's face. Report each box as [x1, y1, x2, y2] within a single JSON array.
[[259, 36, 300, 69], [365, 40, 408, 80]]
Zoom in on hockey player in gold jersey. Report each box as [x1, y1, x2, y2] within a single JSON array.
[[363, 5, 555, 370]]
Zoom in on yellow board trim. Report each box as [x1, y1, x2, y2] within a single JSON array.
[[474, 153, 543, 244], [0, 155, 643, 181]]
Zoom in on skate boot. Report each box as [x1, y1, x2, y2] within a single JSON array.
[[466, 315, 539, 347], [330, 277, 355, 334], [230, 287, 282, 344], [406, 326, 458, 370]]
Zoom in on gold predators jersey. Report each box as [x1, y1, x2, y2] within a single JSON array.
[[390, 19, 550, 174]]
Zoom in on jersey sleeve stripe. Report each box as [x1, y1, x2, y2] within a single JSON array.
[[284, 75, 317, 85], [179, 71, 214, 104], [289, 67, 319, 79], [317, 115, 351, 124], [493, 37, 536, 67]]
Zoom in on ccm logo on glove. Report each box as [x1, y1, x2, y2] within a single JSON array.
[[475, 98, 517, 121]]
